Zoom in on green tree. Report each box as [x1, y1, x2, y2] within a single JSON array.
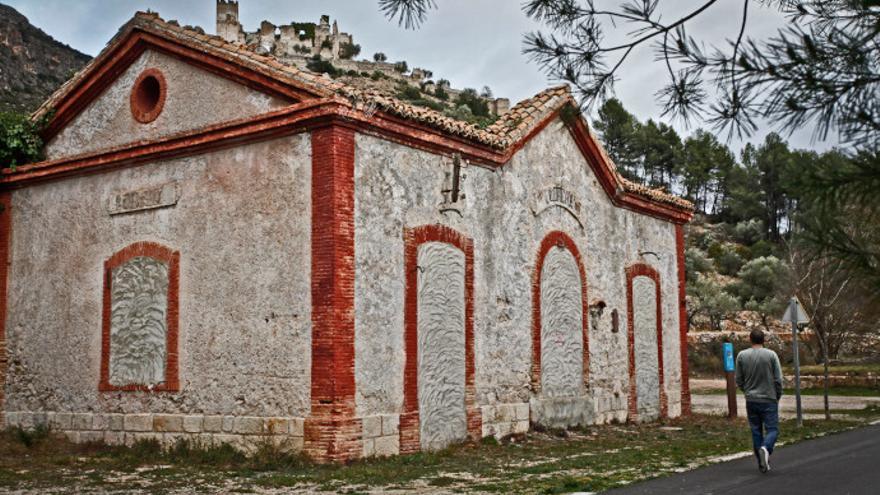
[[593, 98, 641, 181], [636, 120, 682, 190], [727, 256, 788, 330], [373, 52, 388, 62], [687, 274, 740, 331], [679, 130, 735, 213]]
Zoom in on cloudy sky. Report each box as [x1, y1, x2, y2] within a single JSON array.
[[6, 0, 836, 152]]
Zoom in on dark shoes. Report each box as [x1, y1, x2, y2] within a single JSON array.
[[758, 446, 770, 473]]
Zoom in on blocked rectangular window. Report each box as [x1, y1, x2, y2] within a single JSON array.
[[100, 242, 180, 392]]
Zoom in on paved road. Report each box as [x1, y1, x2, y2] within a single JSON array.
[[605, 422, 880, 494]]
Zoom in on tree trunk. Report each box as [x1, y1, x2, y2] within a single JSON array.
[[820, 335, 830, 421]]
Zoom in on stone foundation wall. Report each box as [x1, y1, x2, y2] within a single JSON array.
[[361, 414, 401, 457], [3, 411, 305, 452], [481, 403, 529, 438]]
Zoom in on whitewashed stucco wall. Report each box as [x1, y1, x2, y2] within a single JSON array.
[[6, 134, 312, 418], [45, 49, 289, 161], [353, 117, 682, 425]]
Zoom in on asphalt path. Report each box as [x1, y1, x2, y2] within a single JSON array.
[[604, 422, 880, 494]]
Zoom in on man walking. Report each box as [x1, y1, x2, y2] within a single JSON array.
[[735, 328, 784, 473]]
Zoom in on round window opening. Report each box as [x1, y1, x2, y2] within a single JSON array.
[[130, 69, 166, 123]]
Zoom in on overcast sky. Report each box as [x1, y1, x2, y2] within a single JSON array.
[[5, 0, 837, 153]]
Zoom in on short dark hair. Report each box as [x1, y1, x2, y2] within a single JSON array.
[[750, 329, 765, 345]]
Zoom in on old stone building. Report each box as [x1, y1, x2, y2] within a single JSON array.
[[0, 11, 693, 462]]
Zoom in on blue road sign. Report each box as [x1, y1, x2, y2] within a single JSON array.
[[723, 343, 735, 372]]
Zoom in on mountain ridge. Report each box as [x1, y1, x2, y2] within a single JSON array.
[[0, 2, 91, 114]]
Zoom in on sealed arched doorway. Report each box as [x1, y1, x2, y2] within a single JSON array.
[[530, 231, 590, 427], [399, 225, 480, 453], [626, 263, 667, 422]]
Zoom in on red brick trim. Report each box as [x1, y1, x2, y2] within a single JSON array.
[[3, 99, 340, 187], [17, 96, 691, 223], [675, 225, 691, 415], [0, 192, 10, 428], [531, 231, 590, 395], [130, 68, 167, 124], [303, 125, 362, 463], [99, 241, 180, 392], [625, 263, 667, 422], [400, 225, 480, 454]]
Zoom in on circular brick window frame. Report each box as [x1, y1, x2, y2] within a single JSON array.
[[130, 69, 167, 124]]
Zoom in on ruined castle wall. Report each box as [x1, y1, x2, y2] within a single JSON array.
[[4, 134, 312, 448], [46, 49, 290, 161], [353, 118, 682, 449]]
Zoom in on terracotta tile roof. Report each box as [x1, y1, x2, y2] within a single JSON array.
[[33, 11, 692, 213]]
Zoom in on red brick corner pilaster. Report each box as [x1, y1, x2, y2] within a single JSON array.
[[0, 192, 11, 429], [400, 225, 480, 454], [531, 231, 590, 395], [625, 263, 667, 422], [675, 225, 691, 416], [100, 241, 180, 392], [304, 125, 363, 463]]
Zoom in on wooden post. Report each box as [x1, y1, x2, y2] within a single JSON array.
[[723, 342, 737, 418]]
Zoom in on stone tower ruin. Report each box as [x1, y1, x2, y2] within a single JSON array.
[[216, 0, 245, 44]]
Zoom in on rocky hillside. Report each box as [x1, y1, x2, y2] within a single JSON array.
[[0, 3, 90, 114]]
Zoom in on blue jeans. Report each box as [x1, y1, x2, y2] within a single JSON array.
[[747, 401, 779, 459]]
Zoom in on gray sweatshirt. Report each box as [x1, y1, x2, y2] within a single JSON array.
[[735, 347, 783, 403]]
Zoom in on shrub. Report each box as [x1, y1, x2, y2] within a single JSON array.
[[339, 42, 361, 59], [750, 239, 775, 258], [456, 88, 490, 117], [397, 85, 422, 100], [393, 61, 408, 73], [306, 56, 339, 77], [706, 241, 725, 261], [373, 52, 387, 62], [734, 243, 753, 261], [370, 70, 385, 81], [434, 85, 449, 101], [685, 247, 713, 282], [0, 112, 44, 169], [715, 248, 744, 276], [733, 219, 765, 245]]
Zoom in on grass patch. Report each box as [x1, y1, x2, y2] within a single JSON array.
[[784, 363, 880, 376], [1, 412, 878, 493], [692, 386, 880, 397]]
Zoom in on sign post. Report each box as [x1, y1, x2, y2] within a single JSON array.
[[723, 342, 737, 418], [782, 297, 811, 428]]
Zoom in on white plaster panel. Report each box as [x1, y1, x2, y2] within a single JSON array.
[[540, 246, 583, 398], [7, 134, 312, 417], [109, 256, 169, 387], [353, 117, 683, 425], [633, 276, 661, 420], [417, 242, 467, 451], [46, 49, 289, 160]]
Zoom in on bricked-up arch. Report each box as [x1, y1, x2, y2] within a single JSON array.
[[100, 241, 180, 392], [626, 263, 667, 421], [531, 231, 590, 396], [400, 225, 480, 454]]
